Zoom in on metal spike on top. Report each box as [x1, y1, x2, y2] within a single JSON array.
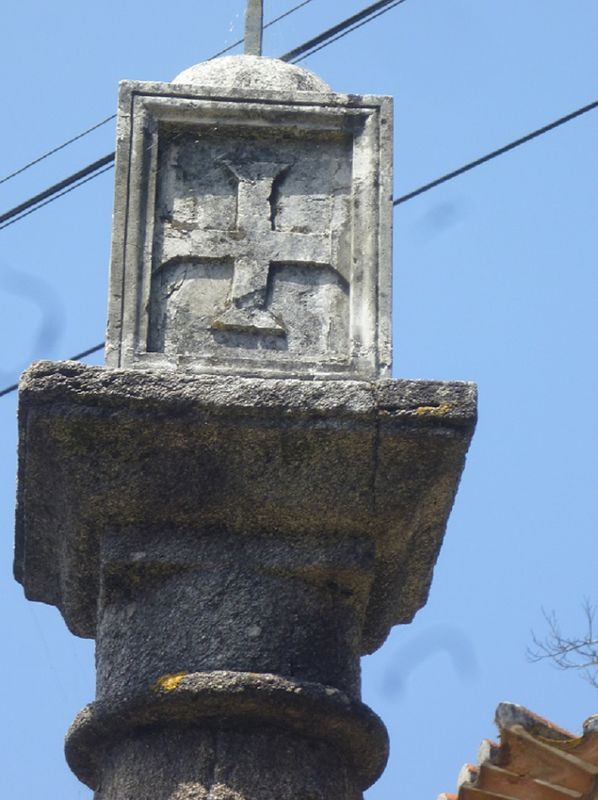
[[245, 0, 264, 56]]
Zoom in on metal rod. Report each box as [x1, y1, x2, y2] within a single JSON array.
[[245, 0, 264, 56]]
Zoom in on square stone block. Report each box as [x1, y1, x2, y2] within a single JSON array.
[[106, 80, 392, 380]]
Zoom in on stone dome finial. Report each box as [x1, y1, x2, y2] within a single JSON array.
[[173, 0, 331, 93], [172, 55, 332, 94]]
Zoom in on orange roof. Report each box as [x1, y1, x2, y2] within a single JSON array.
[[439, 703, 598, 800]]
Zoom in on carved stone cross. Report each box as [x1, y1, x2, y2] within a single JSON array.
[[245, 0, 264, 56], [161, 160, 336, 336], [106, 63, 393, 377]]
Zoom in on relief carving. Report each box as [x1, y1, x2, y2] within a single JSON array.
[[148, 131, 351, 363]]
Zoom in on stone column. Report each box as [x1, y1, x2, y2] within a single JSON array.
[[14, 55, 477, 800]]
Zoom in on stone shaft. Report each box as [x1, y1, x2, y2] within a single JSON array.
[[95, 529, 368, 700], [95, 726, 360, 800]]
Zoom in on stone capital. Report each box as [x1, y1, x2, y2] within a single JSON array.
[[16, 361, 476, 655]]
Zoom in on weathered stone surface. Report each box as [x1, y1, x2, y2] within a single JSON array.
[[173, 55, 332, 94], [15, 360, 476, 655], [95, 726, 361, 800], [106, 71, 392, 379], [66, 671, 388, 793]]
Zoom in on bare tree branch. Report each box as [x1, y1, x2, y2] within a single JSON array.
[[527, 601, 598, 689]]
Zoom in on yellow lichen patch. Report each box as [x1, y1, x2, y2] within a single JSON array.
[[154, 672, 187, 692], [415, 403, 452, 417]]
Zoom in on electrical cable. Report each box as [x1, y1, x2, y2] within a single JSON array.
[[0, 343, 104, 399], [0, 0, 316, 189], [0, 114, 117, 187], [394, 97, 598, 206], [0, 164, 115, 232], [1, 8, 597, 397], [3, 93, 597, 235], [210, 0, 316, 60], [0, 154, 115, 229], [2, 91, 596, 396], [1, 0, 407, 230], [283, 0, 406, 63]]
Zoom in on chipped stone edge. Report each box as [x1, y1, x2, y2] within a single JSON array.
[[18, 361, 477, 426]]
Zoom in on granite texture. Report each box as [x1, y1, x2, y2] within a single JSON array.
[[94, 726, 361, 800], [15, 361, 476, 655], [66, 671, 388, 793]]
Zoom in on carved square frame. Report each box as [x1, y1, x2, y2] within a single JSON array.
[[106, 79, 393, 379]]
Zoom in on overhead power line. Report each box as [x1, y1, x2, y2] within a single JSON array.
[[1, 91, 598, 397], [0, 114, 117, 187], [394, 97, 598, 206], [3, 90, 597, 234], [2, 90, 598, 397], [0, 343, 104, 399], [1, 5, 597, 397], [0, 165, 115, 231], [210, 0, 316, 61], [1, 0, 404, 229], [281, 0, 405, 63], [1, 154, 115, 224], [0, 157, 115, 231], [0, 0, 316, 189]]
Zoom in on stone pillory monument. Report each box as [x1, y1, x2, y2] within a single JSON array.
[[14, 5, 476, 799]]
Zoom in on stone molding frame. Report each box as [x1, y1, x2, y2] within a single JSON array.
[[65, 671, 389, 792], [106, 80, 393, 380]]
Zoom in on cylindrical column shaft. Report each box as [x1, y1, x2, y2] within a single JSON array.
[[95, 528, 373, 699], [97, 725, 361, 800], [70, 527, 386, 798]]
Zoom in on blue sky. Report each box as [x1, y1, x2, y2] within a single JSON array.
[[1, 1, 597, 797]]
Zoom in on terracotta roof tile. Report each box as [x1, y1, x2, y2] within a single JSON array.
[[442, 703, 598, 800]]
